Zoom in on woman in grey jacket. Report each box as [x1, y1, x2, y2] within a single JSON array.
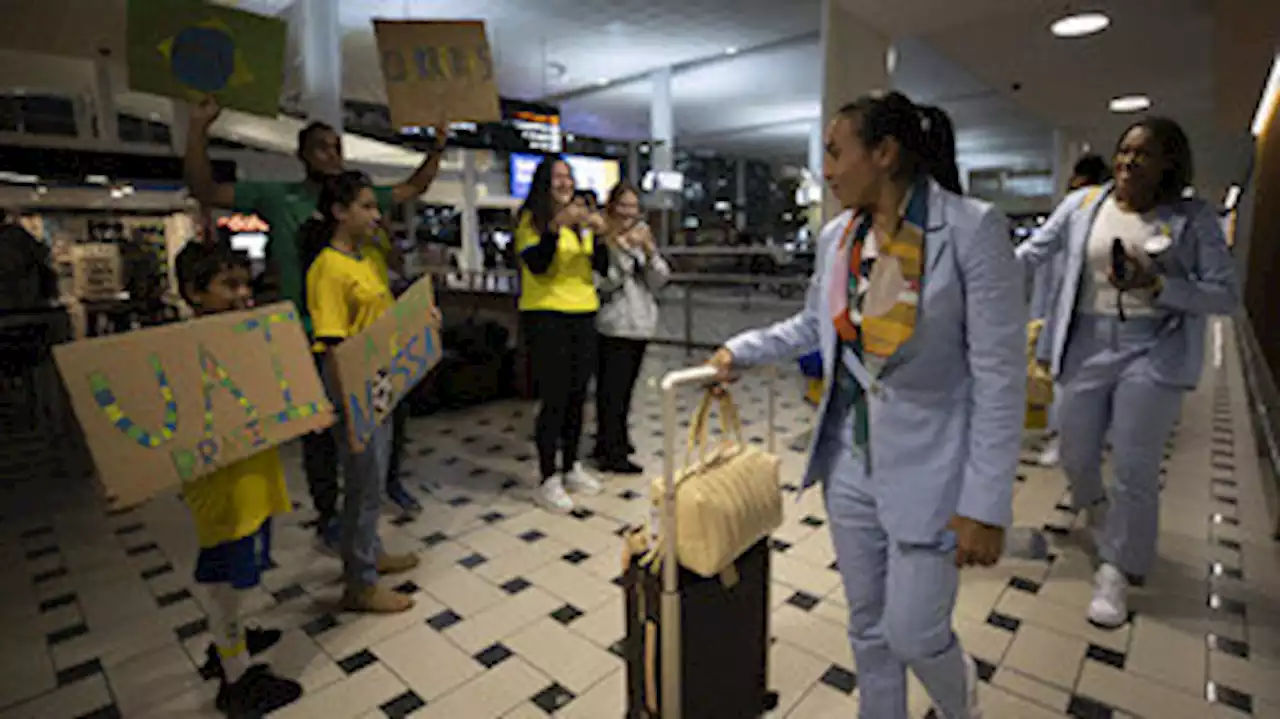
[[591, 182, 671, 474]]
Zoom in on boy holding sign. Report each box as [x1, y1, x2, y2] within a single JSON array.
[[173, 242, 302, 716]]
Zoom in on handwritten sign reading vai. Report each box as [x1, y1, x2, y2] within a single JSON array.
[[330, 276, 443, 452], [53, 303, 334, 509], [373, 19, 500, 128]]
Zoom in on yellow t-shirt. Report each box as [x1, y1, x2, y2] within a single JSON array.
[[362, 233, 393, 290], [307, 246, 395, 352], [515, 212, 599, 313], [181, 448, 290, 548]]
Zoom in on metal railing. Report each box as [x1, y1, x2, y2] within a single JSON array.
[[421, 265, 808, 352]]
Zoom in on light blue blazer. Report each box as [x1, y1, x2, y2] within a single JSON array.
[[1016, 184, 1238, 388], [725, 180, 1027, 544]]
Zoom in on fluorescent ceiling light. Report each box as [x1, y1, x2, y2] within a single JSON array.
[[1051, 12, 1110, 38], [1251, 53, 1280, 137], [1109, 95, 1151, 113], [595, 78, 610, 87]]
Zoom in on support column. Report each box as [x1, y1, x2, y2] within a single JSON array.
[[734, 157, 748, 232], [817, 0, 890, 221], [627, 142, 641, 186], [92, 54, 118, 143], [459, 150, 482, 272], [292, 0, 343, 129], [169, 101, 189, 155], [650, 67, 675, 245]]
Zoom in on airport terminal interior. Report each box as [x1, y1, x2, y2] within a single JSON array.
[[1, 1, 1280, 718]]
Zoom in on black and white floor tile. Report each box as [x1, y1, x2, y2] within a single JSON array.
[[0, 325, 1277, 718]]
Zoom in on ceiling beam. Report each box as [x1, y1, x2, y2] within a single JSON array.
[[538, 30, 819, 105]]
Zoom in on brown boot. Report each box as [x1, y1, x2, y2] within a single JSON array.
[[376, 552, 420, 575], [342, 584, 414, 614]]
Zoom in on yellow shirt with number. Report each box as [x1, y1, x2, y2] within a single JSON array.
[[180, 438, 290, 548], [515, 212, 599, 313], [307, 246, 395, 352]]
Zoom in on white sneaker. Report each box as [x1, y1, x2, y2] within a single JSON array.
[[1037, 436, 1060, 467], [563, 463, 602, 496], [1088, 563, 1129, 628], [536, 476, 575, 514]]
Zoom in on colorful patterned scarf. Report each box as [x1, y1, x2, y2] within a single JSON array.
[[829, 178, 929, 376]]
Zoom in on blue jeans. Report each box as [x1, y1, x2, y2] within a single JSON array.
[[321, 361, 391, 588]]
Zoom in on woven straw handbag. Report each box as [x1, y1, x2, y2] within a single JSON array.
[[642, 389, 783, 580]]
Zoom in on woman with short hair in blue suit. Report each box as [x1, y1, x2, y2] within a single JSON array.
[[1016, 117, 1238, 628], [709, 91, 1026, 719]]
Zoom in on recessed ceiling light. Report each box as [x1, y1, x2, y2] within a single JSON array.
[[1109, 95, 1151, 113], [1051, 12, 1110, 38], [724, 46, 739, 55], [595, 78, 610, 87]]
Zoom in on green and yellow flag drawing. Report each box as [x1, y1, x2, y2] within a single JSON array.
[[126, 0, 287, 117]]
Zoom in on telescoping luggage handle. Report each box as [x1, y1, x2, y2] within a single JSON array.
[[655, 364, 776, 719]]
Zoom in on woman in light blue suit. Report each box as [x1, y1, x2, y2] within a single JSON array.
[[1017, 117, 1238, 628], [710, 92, 1025, 719], [1030, 155, 1113, 467]]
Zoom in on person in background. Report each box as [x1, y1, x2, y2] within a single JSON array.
[[184, 97, 447, 547], [362, 221, 421, 517], [1017, 118, 1237, 628], [709, 92, 1024, 719], [516, 158, 607, 512], [302, 171, 430, 613], [173, 242, 301, 716], [1031, 153, 1112, 467], [0, 209, 58, 311], [591, 181, 670, 474]]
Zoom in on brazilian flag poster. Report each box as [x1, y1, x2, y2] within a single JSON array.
[[126, 0, 287, 117]]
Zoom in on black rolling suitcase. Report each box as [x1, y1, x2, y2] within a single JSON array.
[[622, 366, 780, 719]]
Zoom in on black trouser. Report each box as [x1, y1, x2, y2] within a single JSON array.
[[386, 401, 409, 488], [523, 311, 597, 480], [594, 334, 647, 462], [303, 353, 340, 528]]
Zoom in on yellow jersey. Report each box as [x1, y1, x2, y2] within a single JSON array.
[[307, 246, 395, 352], [181, 448, 290, 548], [362, 233, 394, 290], [515, 212, 599, 313]]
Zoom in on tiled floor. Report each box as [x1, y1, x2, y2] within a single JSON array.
[[0, 320, 1277, 718]]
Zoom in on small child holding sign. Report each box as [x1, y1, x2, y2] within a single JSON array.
[[302, 171, 426, 613], [174, 242, 302, 716]]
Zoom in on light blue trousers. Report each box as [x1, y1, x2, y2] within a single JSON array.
[[1058, 315, 1182, 578], [818, 416, 972, 719], [321, 363, 391, 588]]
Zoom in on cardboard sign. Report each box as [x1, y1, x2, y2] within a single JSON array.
[[53, 303, 334, 509], [373, 20, 500, 128], [330, 276, 443, 452], [72, 244, 123, 300], [126, 0, 287, 117]]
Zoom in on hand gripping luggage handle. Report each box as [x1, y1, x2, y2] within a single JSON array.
[[656, 364, 776, 719]]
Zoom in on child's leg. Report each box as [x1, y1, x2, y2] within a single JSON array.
[[208, 582, 250, 682], [339, 419, 416, 612]]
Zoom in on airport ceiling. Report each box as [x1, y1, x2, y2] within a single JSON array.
[[0, 0, 1272, 190]]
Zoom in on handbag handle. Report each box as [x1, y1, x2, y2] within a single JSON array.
[[685, 390, 746, 464]]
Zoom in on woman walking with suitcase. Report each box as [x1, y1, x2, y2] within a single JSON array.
[[710, 92, 1026, 719]]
